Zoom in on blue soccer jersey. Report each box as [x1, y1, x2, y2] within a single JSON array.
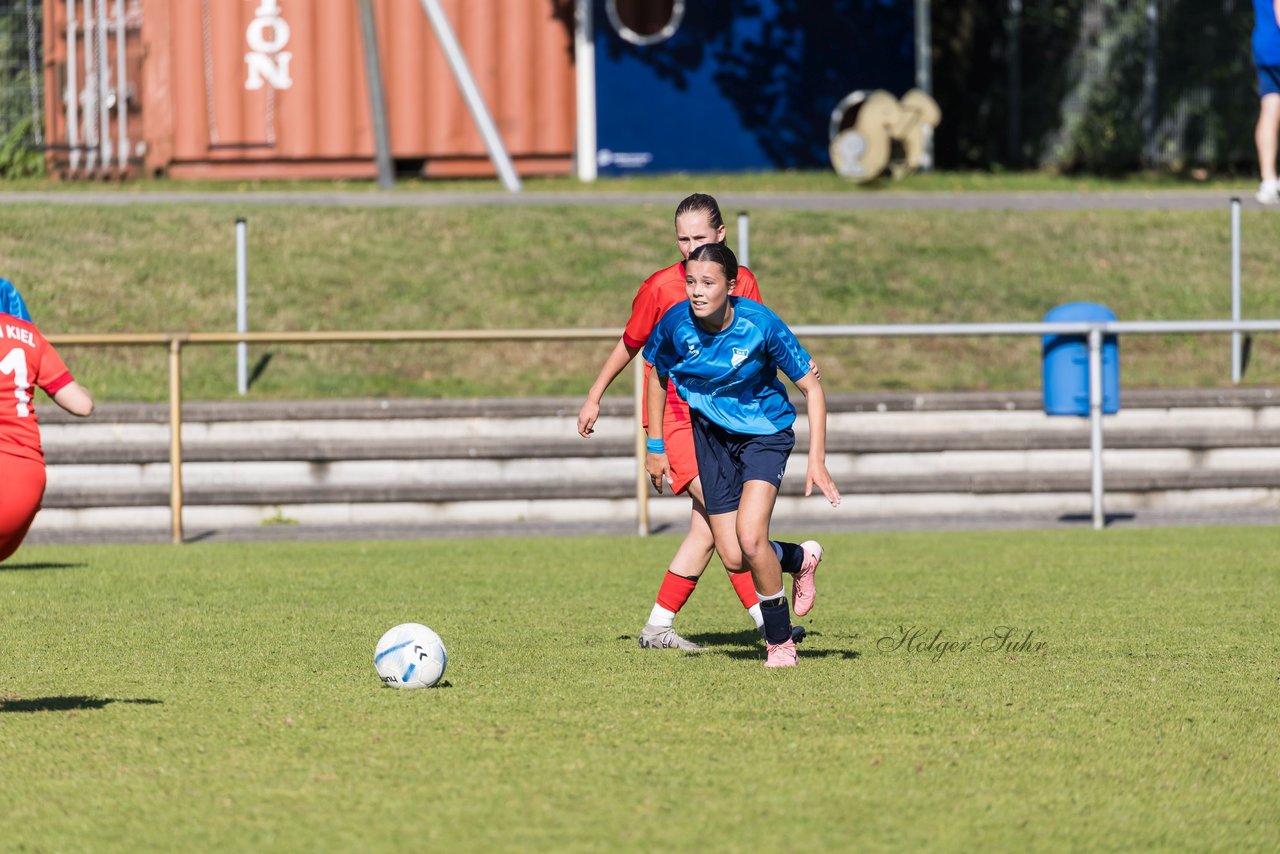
[[1257, 0, 1280, 66], [643, 297, 812, 436]]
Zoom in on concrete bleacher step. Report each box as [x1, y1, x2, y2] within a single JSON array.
[[39, 468, 1280, 510], [43, 437, 636, 465], [28, 389, 1280, 538], [41, 427, 1280, 466]]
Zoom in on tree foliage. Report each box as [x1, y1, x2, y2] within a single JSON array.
[[932, 0, 1255, 172], [0, 0, 43, 178]]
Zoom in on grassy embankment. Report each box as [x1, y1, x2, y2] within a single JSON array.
[[1, 179, 1275, 401]]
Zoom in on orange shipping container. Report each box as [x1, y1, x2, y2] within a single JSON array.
[[42, 0, 577, 180]]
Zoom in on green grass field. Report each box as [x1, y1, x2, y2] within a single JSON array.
[[2, 529, 1276, 851]]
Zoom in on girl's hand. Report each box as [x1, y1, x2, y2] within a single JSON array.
[[646, 452, 670, 495], [805, 462, 841, 508], [577, 399, 600, 438]]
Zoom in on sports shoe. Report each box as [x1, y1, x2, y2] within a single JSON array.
[[791, 540, 824, 617], [765, 637, 798, 668], [638, 623, 704, 651], [758, 624, 807, 644], [1258, 182, 1280, 206]]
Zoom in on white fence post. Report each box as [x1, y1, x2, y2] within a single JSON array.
[[1231, 197, 1242, 383], [1088, 327, 1105, 530], [236, 218, 249, 395]]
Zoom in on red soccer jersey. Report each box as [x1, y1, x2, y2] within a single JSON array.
[[0, 316, 73, 463], [623, 261, 763, 427]]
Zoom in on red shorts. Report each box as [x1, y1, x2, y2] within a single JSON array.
[[0, 454, 46, 562], [664, 412, 699, 495]]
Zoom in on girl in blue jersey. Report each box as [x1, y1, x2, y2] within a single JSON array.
[[642, 243, 840, 668], [1255, 0, 1280, 203]]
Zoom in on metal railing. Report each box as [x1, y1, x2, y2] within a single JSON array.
[[46, 319, 1280, 542]]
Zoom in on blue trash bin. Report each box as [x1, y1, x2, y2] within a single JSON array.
[[1042, 302, 1119, 416]]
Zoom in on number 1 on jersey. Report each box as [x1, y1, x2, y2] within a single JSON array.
[[0, 346, 31, 417]]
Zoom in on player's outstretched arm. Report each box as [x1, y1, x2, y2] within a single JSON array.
[[794, 371, 840, 508], [578, 338, 641, 438], [52, 381, 93, 417], [644, 366, 671, 494]]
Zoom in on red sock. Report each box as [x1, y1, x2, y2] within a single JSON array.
[[728, 570, 758, 610], [655, 571, 699, 614]]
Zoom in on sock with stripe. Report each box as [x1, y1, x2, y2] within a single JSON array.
[[772, 541, 806, 574], [727, 570, 765, 628], [757, 589, 792, 644], [648, 571, 699, 628]]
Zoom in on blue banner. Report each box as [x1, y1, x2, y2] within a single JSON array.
[[593, 0, 915, 174]]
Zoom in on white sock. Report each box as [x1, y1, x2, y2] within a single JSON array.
[[647, 604, 676, 628], [747, 603, 764, 629], [1263, 179, 1278, 191], [756, 588, 786, 603]]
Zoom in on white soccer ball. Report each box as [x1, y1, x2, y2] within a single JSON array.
[[374, 623, 447, 689]]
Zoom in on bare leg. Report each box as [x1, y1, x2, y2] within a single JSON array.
[[636, 480, 719, 650], [1257, 94, 1280, 184], [683, 477, 742, 573], [704, 482, 783, 594], [706, 510, 743, 576], [665, 477, 716, 578], [735, 480, 783, 596]]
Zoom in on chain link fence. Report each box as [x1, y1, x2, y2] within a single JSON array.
[[0, 0, 43, 176], [934, 0, 1255, 172]]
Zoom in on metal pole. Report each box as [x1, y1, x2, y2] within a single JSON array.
[[96, 0, 111, 168], [914, 0, 933, 170], [25, 0, 43, 147], [67, 0, 80, 171], [914, 0, 931, 94], [1141, 0, 1158, 166], [634, 357, 649, 536], [1006, 0, 1021, 167], [115, 0, 128, 171], [417, 0, 522, 192], [574, 0, 597, 181], [1088, 328, 1105, 530], [1231, 197, 1242, 383], [737, 211, 750, 268], [83, 0, 96, 170], [168, 338, 185, 544], [236, 218, 248, 395], [357, 0, 395, 189]]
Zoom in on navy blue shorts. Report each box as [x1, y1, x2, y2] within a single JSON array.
[[690, 409, 795, 516], [1260, 65, 1280, 97]]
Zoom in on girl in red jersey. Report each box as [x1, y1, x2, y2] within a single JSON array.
[[0, 312, 94, 563], [578, 194, 822, 650]]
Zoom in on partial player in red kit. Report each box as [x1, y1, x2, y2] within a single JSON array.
[[578, 194, 823, 649], [0, 312, 94, 562]]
